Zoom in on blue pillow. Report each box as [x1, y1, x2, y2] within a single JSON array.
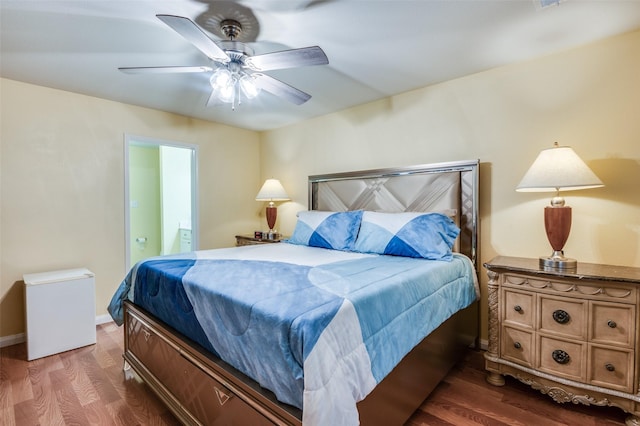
[[354, 211, 459, 260], [287, 210, 363, 251]]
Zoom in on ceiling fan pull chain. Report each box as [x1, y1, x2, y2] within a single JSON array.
[[232, 81, 237, 111]]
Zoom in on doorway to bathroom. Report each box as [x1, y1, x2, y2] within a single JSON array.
[[124, 134, 198, 270]]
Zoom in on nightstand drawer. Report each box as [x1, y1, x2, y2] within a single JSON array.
[[503, 289, 534, 328], [589, 345, 634, 392], [539, 295, 586, 340], [538, 335, 586, 382], [501, 326, 534, 367], [590, 301, 634, 347]]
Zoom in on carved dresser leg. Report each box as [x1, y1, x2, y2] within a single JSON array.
[[486, 372, 505, 387]]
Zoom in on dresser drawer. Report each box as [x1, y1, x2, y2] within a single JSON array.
[[503, 289, 534, 329], [539, 295, 587, 340], [127, 312, 275, 426], [590, 301, 635, 347], [538, 335, 586, 382], [501, 326, 534, 367], [589, 344, 634, 392]]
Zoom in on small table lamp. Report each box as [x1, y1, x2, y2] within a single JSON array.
[[516, 142, 604, 270], [255, 178, 290, 233]]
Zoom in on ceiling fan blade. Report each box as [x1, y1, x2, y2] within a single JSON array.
[[253, 73, 311, 105], [156, 14, 230, 64], [119, 66, 213, 74], [245, 46, 328, 71]]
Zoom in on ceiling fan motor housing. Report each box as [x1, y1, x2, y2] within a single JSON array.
[[220, 19, 243, 40]]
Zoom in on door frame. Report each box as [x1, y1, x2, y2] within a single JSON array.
[[124, 134, 199, 270]]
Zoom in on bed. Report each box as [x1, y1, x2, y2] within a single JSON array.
[[108, 160, 480, 426]]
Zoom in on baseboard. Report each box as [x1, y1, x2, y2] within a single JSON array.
[[479, 338, 488, 351], [0, 315, 115, 348], [95, 314, 114, 325], [0, 332, 25, 348]]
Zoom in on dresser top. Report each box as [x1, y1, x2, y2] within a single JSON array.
[[484, 256, 640, 284]]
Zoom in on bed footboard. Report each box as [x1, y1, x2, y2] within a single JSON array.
[[123, 300, 476, 426], [124, 301, 300, 425]]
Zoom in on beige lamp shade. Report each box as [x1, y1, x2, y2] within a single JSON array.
[[516, 143, 604, 193], [255, 179, 290, 201]]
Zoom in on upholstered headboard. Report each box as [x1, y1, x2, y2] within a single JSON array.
[[308, 160, 480, 272]]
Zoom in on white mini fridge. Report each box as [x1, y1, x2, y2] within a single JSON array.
[[23, 268, 96, 360]]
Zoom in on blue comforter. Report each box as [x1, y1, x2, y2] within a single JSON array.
[[108, 244, 478, 425]]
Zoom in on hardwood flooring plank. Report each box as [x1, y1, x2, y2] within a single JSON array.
[[0, 408, 17, 426], [27, 357, 66, 425], [437, 376, 567, 425], [105, 398, 144, 426], [405, 409, 455, 426], [52, 381, 91, 425], [63, 354, 100, 407], [13, 399, 39, 426], [0, 368, 14, 412], [82, 399, 120, 425], [412, 397, 515, 426], [77, 349, 122, 405], [11, 373, 35, 406]]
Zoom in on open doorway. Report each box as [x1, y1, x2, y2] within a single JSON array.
[[124, 135, 198, 270]]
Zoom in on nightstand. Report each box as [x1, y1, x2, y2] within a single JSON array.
[[484, 256, 640, 425], [235, 234, 286, 246]]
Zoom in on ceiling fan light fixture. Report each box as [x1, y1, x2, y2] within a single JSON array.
[[239, 74, 260, 99], [216, 80, 236, 103], [210, 68, 233, 89]]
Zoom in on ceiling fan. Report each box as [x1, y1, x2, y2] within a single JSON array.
[[119, 14, 329, 108]]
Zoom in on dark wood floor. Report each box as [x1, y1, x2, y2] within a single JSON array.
[[0, 322, 628, 425]]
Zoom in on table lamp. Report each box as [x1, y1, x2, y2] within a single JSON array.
[[516, 142, 603, 270], [255, 178, 290, 233]]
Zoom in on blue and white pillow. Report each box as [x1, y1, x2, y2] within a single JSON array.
[[354, 211, 459, 260], [287, 210, 363, 251]]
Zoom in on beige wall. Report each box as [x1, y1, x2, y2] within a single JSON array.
[[0, 79, 261, 338], [261, 30, 640, 342]]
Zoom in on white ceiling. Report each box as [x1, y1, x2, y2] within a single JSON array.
[[2, 0, 640, 131]]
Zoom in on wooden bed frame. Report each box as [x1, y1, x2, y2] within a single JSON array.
[[122, 160, 480, 425]]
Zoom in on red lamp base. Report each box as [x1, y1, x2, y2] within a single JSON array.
[[265, 205, 277, 232], [540, 205, 576, 270]]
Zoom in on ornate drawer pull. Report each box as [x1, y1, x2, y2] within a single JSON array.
[[552, 309, 570, 324], [514, 305, 523, 313], [514, 342, 522, 349], [552, 349, 570, 364], [607, 320, 617, 328], [605, 363, 616, 372]]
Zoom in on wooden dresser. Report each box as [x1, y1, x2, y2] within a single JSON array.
[[484, 256, 640, 425]]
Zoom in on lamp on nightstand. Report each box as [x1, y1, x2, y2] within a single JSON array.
[[516, 142, 603, 270], [255, 179, 290, 233]]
